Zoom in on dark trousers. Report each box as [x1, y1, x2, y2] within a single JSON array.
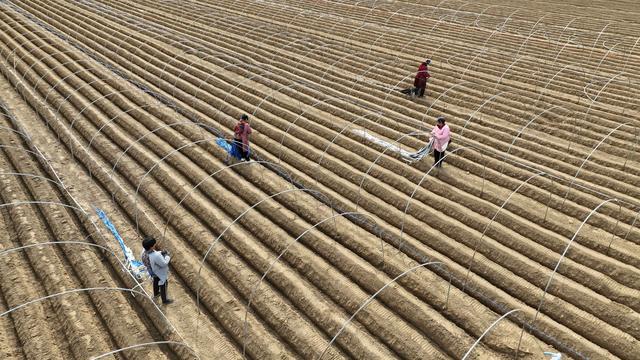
[[233, 139, 250, 161], [434, 149, 445, 167], [152, 275, 160, 297], [415, 86, 426, 97], [159, 280, 169, 303]]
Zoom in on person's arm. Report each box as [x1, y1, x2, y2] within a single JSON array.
[[434, 126, 450, 140], [151, 251, 170, 269]]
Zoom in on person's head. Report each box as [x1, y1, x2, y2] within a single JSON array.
[[436, 116, 445, 129], [142, 236, 157, 251], [425, 59, 431, 65], [240, 114, 249, 122]]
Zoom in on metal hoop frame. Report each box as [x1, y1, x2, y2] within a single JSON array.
[[160, 160, 297, 243], [194, 187, 337, 319], [0, 287, 148, 318], [90, 340, 201, 360], [240, 210, 386, 358], [318, 261, 451, 359], [462, 171, 547, 289], [462, 309, 523, 360]]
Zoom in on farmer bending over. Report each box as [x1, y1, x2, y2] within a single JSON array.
[[413, 59, 431, 97]]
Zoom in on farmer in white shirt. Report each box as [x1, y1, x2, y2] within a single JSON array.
[[145, 237, 173, 304], [141, 237, 160, 298]]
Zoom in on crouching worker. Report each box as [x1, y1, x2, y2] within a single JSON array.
[[144, 237, 173, 304]]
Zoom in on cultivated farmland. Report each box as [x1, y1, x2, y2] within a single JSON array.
[[0, 0, 638, 359]]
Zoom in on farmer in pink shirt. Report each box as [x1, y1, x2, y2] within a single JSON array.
[[431, 116, 450, 167]]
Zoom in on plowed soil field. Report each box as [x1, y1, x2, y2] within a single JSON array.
[[0, 0, 638, 359]]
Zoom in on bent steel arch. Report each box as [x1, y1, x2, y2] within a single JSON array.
[[161, 160, 296, 242], [0, 287, 149, 318], [460, 90, 524, 137], [459, 47, 488, 81], [399, 146, 489, 245], [241, 211, 386, 358], [0, 200, 87, 215], [155, 46, 213, 83], [265, 36, 315, 68], [450, 1, 475, 24], [66, 89, 142, 141], [355, 130, 432, 211], [133, 139, 216, 233], [515, 16, 551, 57], [107, 120, 214, 183], [313, 112, 386, 185], [516, 198, 621, 357], [621, 207, 640, 245], [360, 2, 388, 27], [50, 75, 127, 123], [622, 35, 640, 74], [44, 68, 118, 104], [85, 104, 165, 152], [551, 33, 586, 69], [420, 81, 470, 126], [90, 340, 200, 360], [463, 171, 547, 288], [553, 16, 582, 53], [494, 55, 527, 90], [0, 23, 76, 71], [471, 4, 504, 29], [171, 52, 234, 95], [561, 122, 634, 208], [0, 171, 64, 190], [595, 41, 624, 75], [274, 95, 369, 164], [251, 81, 309, 118], [346, 58, 398, 97], [209, 64, 284, 120], [534, 64, 585, 106], [320, 53, 360, 86], [0, 18, 43, 58], [587, 21, 612, 64], [0, 241, 129, 281], [292, 42, 335, 72], [0, 125, 27, 139], [500, 105, 567, 173], [22, 50, 98, 87], [191, 59, 269, 109], [318, 261, 451, 359], [195, 188, 337, 318], [462, 309, 523, 360]]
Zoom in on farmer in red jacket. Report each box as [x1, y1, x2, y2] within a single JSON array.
[[233, 114, 252, 161], [413, 59, 431, 97]]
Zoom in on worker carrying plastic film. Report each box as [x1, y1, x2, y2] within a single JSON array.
[[431, 116, 451, 168]]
